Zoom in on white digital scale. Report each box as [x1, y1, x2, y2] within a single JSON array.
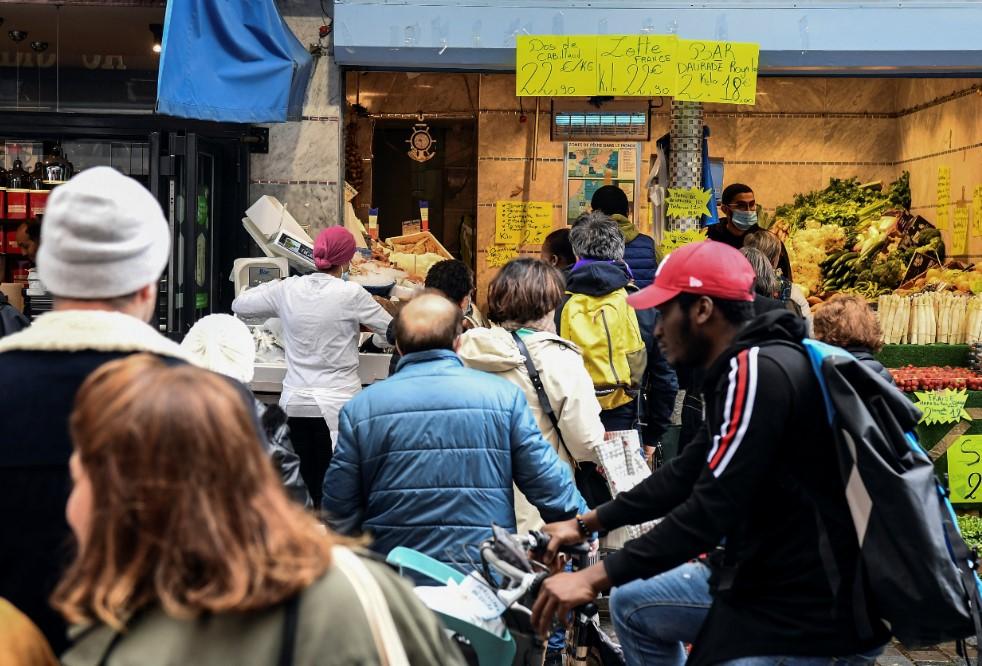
[[241, 195, 316, 272]]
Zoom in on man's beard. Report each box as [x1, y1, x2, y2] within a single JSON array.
[[677, 308, 713, 369]]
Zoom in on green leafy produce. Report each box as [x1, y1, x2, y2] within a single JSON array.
[[775, 173, 911, 231], [957, 513, 982, 553]]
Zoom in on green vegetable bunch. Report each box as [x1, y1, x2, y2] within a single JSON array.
[[957, 513, 982, 553], [775, 174, 909, 231]]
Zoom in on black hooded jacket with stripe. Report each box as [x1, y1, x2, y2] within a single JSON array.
[[597, 310, 889, 665]]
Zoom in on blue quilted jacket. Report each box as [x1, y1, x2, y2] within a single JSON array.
[[611, 214, 658, 289], [322, 349, 587, 572]]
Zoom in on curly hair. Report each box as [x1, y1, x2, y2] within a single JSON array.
[[813, 294, 884, 352], [425, 259, 474, 304]]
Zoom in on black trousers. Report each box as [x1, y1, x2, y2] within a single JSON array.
[[286, 416, 333, 508]]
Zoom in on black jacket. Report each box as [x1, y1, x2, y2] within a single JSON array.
[[597, 311, 887, 664], [556, 261, 678, 440], [846, 346, 894, 385], [0, 294, 29, 338]]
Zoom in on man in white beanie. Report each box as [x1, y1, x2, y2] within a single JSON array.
[[0, 167, 189, 655]]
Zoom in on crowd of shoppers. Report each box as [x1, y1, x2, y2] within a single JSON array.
[[0, 168, 905, 666]]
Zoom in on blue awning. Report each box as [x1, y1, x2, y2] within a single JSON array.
[[157, 0, 313, 123]]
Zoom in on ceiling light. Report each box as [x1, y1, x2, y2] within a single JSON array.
[[30, 41, 47, 53], [8, 29, 27, 43], [149, 23, 163, 54]]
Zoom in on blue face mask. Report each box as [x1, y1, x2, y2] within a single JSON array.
[[730, 209, 758, 231]]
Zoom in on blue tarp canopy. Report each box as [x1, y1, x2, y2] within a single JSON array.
[[157, 0, 313, 123]]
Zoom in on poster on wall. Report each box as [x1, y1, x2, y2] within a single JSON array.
[[565, 141, 641, 225]]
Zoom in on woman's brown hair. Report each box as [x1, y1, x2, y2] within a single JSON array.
[[743, 229, 783, 269], [813, 294, 884, 352], [53, 354, 334, 629], [487, 257, 565, 328]]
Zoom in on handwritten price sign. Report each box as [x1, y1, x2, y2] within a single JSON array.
[[516, 35, 598, 97], [914, 388, 971, 425], [953, 207, 970, 255], [675, 39, 759, 105], [973, 185, 982, 238], [665, 187, 713, 219], [486, 246, 519, 268], [948, 435, 982, 504], [596, 34, 677, 97], [495, 201, 553, 245]]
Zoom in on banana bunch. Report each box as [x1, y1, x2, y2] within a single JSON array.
[[819, 250, 862, 293]]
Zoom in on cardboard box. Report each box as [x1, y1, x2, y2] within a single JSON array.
[[5, 189, 28, 220], [29, 190, 49, 219], [385, 231, 453, 260], [1, 283, 24, 312]]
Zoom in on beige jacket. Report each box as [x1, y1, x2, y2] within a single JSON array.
[[458, 326, 604, 532]]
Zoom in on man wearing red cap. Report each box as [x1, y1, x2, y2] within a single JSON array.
[[532, 241, 887, 665]]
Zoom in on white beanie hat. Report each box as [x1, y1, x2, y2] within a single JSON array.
[[181, 314, 256, 384], [38, 166, 170, 299]]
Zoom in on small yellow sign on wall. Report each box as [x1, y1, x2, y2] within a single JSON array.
[[936, 166, 952, 230], [486, 246, 519, 268], [495, 201, 553, 245], [973, 185, 982, 238], [948, 435, 982, 504], [952, 207, 970, 255], [665, 187, 713, 219], [674, 40, 759, 105]]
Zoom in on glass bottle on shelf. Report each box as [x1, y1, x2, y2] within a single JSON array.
[[6, 159, 29, 189], [44, 145, 72, 182], [0, 165, 8, 188], [30, 162, 45, 190]]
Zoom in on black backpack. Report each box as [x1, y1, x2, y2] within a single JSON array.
[[802, 338, 982, 651]]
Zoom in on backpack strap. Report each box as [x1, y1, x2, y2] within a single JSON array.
[[278, 594, 301, 666], [510, 331, 578, 468]]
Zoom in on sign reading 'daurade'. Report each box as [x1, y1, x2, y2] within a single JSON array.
[[516, 34, 759, 105]]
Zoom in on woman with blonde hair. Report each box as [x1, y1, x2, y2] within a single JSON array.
[[813, 294, 894, 384], [56, 354, 462, 666]]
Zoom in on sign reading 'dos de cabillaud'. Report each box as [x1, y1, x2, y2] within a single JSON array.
[[516, 34, 759, 105]]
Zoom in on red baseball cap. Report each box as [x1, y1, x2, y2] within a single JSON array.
[[627, 240, 756, 310]]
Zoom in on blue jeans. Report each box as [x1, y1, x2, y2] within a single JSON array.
[[717, 650, 883, 666], [610, 561, 712, 666]]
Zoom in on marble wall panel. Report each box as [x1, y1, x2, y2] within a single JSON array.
[[733, 116, 827, 162], [477, 160, 566, 208], [479, 113, 552, 160], [754, 78, 828, 113], [251, 121, 340, 182], [825, 79, 898, 114], [721, 164, 824, 212], [480, 74, 522, 111], [282, 14, 341, 118], [897, 79, 981, 112], [248, 182, 340, 236], [823, 117, 896, 164]]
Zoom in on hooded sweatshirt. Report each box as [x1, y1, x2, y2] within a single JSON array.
[[458, 326, 604, 531], [611, 214, 657, 289], [597, 310, 888, 664]]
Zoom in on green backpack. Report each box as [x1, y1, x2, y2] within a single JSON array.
[[559, 288, 647, 411]]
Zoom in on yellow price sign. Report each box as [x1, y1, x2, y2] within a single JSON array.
[[596, 34, 677, 97], [665, 187, 713, 219], [516, 35, 598, 97], [675, 39, 759, 105], [948, 435, 982, 504], [953, 207, 970, 255], [486, 246, 519, 268], [972, 185, 982, 238], [495, 201, 554, 244], [914, 388, 971, 425]]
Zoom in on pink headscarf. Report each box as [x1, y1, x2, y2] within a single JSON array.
[[313, 226, 357, 271]]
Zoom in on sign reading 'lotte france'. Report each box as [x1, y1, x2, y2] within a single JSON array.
[[516, 34, 759, 105]]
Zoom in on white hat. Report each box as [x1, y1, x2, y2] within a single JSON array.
[[181, 314, 256, 384], [37, 166, 170, 299]]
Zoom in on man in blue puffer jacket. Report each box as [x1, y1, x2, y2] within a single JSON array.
[[322, 292, 588, 573], [591, 185, 657, 289]]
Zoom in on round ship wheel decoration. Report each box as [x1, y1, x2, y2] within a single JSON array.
[[407, 123, 436, 163]]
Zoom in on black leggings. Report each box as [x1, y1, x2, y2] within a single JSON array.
[[286, 417, 333, 508]]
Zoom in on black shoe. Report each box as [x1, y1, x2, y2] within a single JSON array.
[[544, 648, 564, 666]]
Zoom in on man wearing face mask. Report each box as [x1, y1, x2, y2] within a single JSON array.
[[708, 183, 793, 282]]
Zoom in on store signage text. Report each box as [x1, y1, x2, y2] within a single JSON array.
[[517, 35, 758, 104]]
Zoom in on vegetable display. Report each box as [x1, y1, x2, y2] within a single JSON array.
[[890, 366, 982, 392]]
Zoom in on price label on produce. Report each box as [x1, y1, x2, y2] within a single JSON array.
[[948, 435, 982, 504], [914, 388, 971, 425]]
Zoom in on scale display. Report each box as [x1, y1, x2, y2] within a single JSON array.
[[248, 266, 283, 289], [275, 233, 315, 262]]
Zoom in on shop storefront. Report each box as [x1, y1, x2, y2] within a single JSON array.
[[0, 2, 264, 338], [331, 1, 982, 498]]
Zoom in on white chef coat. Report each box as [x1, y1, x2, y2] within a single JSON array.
[[232, 273, 392, 428]]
